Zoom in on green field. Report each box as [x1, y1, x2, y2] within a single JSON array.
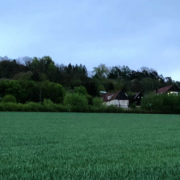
[[1, 112, 180, 179]]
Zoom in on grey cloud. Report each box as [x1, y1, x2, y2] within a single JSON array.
[[0, 0, 180, 80]]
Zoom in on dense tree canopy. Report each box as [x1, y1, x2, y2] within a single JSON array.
[[0, 55, 179, 98]]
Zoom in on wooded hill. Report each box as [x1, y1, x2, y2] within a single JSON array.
[[0, 56, 179, 97]]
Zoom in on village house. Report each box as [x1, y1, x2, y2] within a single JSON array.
[[155, 84, 180, 95], [102, 91, 129, 108]]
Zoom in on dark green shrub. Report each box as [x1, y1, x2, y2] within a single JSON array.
[[55, 104, 68, 112], [39, 81, 66, 103], [0, 80, 21, 101], [1, 94, 17, 103], [106, 105, 116, 113], [92, 97, 105, 107], [125, 107, 147, 114], [64, 93, 88, 112], [74, 85, 87, 95], [141, 93, 180, 113], [88, 105, 100, 113], [89, 105, 106, 113], [0, 80, 66, 104], [18, 80, 39, 103], [43, 99, 54, 105], [42, 103, 67, 112], [0, 103, 24, 111], [0, 102, 21, 111], [47, 82, 66, 103], [1, 103, 16, 111], [0, 102, 69, 112], [24, 102, 45, 112], [106, 105, 119, 113], [70, 106, 87, 112], [43, 104, 55, 112], [129, 103, 136, 109], [13, 103, 25, 111], [86, 94, 93, 105], [0, 103, 5, 111], [98, 106, 107, 113]]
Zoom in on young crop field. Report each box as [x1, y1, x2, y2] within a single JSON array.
[[0, 112, 180, 179]]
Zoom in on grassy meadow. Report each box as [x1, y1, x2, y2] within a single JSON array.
[[1, 112, 180, 179]]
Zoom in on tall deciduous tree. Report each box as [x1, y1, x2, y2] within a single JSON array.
[[108, 66, 122, 79], [93, 64, 109, 78]]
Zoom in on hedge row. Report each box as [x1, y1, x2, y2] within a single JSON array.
[[0, 102, 120, 113], [1, 93, 180, 114], [141, 93, 180, 114], [0, 102, 67, 112], [0, 102, 160, 114]]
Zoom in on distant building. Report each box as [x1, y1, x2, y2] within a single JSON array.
[[155, 84, 180, 95], [102, 91, 129, 108], [130, 92, 143, 106]]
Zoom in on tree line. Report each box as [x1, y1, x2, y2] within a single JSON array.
[[0, 56, 179, 98]]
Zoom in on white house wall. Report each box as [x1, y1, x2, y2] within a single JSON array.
[[106, 100, 129, 109], [169, 91, 179, 95], [119, 100, 129, 108]]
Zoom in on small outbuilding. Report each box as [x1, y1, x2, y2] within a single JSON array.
[[130, 92, 143, 106]]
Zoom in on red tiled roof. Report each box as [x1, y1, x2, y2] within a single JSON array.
[[155, 84, 174, 93], [102, 92, 119, 102]]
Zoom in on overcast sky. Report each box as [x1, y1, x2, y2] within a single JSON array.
[[1, 0, 180, 81]]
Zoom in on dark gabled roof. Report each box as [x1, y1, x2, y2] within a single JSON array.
[[155, 84, 180, 94], [133, 92, 143, 100]]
